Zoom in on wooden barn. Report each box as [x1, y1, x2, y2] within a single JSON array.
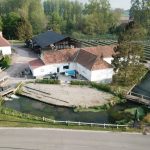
[[26, 31, 81, 53]]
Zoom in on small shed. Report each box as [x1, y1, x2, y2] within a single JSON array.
[[0, 32, 11, 56]]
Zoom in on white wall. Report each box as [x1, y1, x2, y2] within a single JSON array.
[[91, 68, 114, 83], [76, 63, 91, 81], [30, 63, 71, 77], [104, 57, 113, 64], [0, 46, 11, 55], [30, 61, 114, 83]]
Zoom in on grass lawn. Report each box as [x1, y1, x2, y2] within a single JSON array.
[[0, 114, 143, 133]]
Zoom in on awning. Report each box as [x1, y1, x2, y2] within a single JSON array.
[[65, 70, 76, 76]]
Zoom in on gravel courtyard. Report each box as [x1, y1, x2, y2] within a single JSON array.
[[23, 83, 113, 107]]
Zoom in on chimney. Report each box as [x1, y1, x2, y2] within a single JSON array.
[[0, 31, 2, 37]]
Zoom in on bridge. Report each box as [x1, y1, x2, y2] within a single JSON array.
[[0, 87, 15, 96], [126, 71, 150, 106], [126, 91, 150, 106]]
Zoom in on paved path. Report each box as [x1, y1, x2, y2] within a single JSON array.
[[0, 128, 149, 150]]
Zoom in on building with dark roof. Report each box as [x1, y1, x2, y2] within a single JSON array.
[[28, 31, 81, 53], [29, 46, 115, 83]]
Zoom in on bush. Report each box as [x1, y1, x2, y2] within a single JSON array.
[[35, 79, 60, 84], [70, 80, 124, 97], [70, 80, 90, 86], [0, 56, 11, 69], [143, 113, 150, 123]]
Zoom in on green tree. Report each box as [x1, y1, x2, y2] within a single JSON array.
[[130, 0, 150, 35], [29, 0, 47, 34], [2, 12, 20, 39], [83, 0, 120, 35], [112, 21, 147, 86], [16, 16, 33, 40], [0, 16, 3, 31]]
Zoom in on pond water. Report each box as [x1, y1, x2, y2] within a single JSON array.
[[3, 95, 147, 124], [3, 95, 110, 123]]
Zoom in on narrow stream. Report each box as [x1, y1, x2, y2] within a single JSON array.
[[3, 95, 110, 123], [3, 95, 147, 124]]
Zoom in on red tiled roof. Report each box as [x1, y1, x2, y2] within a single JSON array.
[[41, 46, 115, 71], [42, 48, 78, 64], [73, 49, 97, 70], [91, 57, 112, 70], [83, 46, 115, 58], [29, 59, 45, 69], [73, 49, 112, 70], [0, 36, 10, 47]]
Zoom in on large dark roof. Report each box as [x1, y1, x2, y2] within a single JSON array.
[[32, 31, 68, 48]]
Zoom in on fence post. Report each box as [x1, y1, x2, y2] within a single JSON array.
[[117, 124, 118, 129], [91, 123, 93, 127], [53, 120, 55, 124], [78, 122, 81, 126], [104, 123, 106, 129], [43, 117, 45, 122]]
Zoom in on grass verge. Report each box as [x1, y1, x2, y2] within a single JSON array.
[[0, 114, 143, 133]]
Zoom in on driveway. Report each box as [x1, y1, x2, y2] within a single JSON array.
[[0, 45, 38, 84]]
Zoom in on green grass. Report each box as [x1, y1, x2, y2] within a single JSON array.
[[8, 40, 24, 44], [0, 114, 142, 133]]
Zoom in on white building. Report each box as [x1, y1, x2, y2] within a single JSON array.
[[29, 46, 115, 83], [0, 32, 11, 56]]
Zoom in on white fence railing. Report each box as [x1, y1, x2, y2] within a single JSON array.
[[1, 108, 130, 129]]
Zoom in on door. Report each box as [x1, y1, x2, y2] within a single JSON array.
[[57, 67, 60, 73]]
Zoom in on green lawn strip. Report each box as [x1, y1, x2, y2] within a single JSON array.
[[0, 114, 142, 133]]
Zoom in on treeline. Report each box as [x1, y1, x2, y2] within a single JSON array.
[[0, 0, 46, 39], [0, 0, 122, 40], [130, 0, 150, 35]]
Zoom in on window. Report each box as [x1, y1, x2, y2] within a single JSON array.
[[63, 65, 69, 69]]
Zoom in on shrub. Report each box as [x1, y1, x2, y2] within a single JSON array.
[[35, 79, 60, 84], [0, 56, 12, 69], [143, 113, 150, 123], [70, 80, 90, 86]]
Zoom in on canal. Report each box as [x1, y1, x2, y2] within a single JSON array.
[[3, 95, 148, 124], [3, 95, 110, 123]]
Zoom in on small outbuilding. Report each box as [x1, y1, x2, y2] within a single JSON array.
[[0, 32, 11, 56]]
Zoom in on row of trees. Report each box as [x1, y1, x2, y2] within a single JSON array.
[[0, 0, 121, 40], [0, 0, 46, 39]]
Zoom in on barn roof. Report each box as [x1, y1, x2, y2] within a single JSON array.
[[0, 36, 10, 47], [29, 59, 45, 69], [32, 31, 68, 48], [73, 49, 112, 70]]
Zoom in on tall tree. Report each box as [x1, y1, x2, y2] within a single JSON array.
[[0, 16, 3, 31], [29, 0, 47, 34], [112, 21, 147, 86], [2, 12, 20, 39], [16, 16, 33, 40], [130, 0, 150, 34]]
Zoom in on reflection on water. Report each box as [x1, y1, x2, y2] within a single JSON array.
[[3, 96, 109, 123]]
